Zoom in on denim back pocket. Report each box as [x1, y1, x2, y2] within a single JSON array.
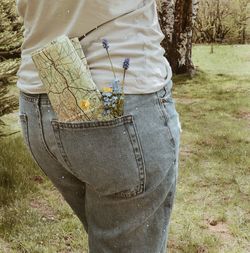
[[51, 114, 146, 197]]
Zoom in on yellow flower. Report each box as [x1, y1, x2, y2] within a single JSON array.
[[79, 99, 90, 110], [102, 87, 113, 92]]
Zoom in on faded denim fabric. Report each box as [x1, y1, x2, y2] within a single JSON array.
[[18, 80, 181, 253]]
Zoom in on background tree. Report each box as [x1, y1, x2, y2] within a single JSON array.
[[157, 0, 199, 75], [195, 0, 233, 44], [0, 0, 22, 136], [0, 0, 22, 59], [193, 0, 250, 44], [232, 0, 250, 44]]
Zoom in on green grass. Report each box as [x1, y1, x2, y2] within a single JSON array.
[[169, 44, 250, 253], [0, 136, 88, 252], [0, 44, 249, 252]]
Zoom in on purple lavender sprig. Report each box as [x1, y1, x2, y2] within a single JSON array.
[[102, 38, 109, 50], [114, 57, 130, 117], [121, 58, 130, 96], [102, 38, 117, 79]]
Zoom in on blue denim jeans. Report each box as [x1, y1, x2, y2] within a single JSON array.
[[18, 80, 181, 253]]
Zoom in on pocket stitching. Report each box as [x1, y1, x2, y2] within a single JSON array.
[[51, 114, 146, 198], [51, 114, 133, 129], [118, 117, 146, 198]]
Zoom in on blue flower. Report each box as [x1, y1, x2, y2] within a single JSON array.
[[101, 38, 117, 79], [102, 38, 109, 49], [112, 79, 122, 94], [123, 58, 130, 70]]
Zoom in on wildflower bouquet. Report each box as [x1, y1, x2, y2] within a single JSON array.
[[100, 38, 130, 118], [31, 35, 130, 122]]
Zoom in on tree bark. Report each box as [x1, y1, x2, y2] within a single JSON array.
[[158, 0, 199, 75], [238, 0, 250, 44]]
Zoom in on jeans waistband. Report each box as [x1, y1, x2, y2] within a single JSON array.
[[19, 80, 172, 105]]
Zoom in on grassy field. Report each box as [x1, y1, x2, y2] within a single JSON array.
[[0, 45, 249, 252]]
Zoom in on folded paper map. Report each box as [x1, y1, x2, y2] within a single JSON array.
[[31, 35, 114, 122]]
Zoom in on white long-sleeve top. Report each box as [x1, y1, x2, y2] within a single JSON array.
[[16, 0, 172, 94]]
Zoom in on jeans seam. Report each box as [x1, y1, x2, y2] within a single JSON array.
[[51, 125, 72, 169], [19, 112, 49, 177], [155, 93, 176, 150], [131, 116, 146, 194], [118, 118, 146, 198], [19, 113, 30, 148], [35, 95, 61, 164]]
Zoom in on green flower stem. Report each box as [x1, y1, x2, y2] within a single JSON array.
[[106, 49, 116, 80], [121, 69, 126, 97]]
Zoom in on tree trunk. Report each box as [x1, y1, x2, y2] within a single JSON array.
[[241, 23, 247, 44], [158, 0, 199, 75]]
